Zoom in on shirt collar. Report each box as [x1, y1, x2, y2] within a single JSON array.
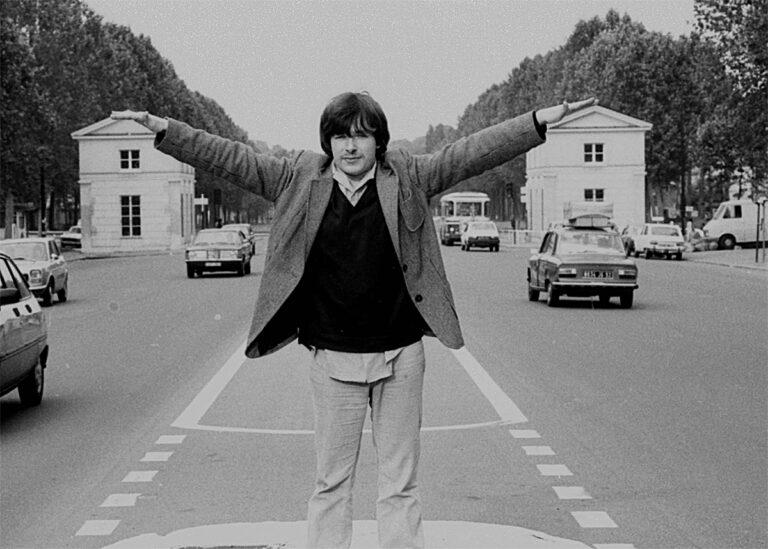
[[332, 162, 377, 193]]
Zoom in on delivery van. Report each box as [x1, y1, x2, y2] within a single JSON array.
[[703, 199, 764, 249]]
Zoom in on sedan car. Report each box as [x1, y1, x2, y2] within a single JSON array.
[[59, 225, 82, 248], [185, 228, 253, 278], [222, 223, 257, 254], [528, 218, 639, 308], [0, 252, 48, 407], [0, 237, 68, 306], [633, 223, 685, 260], [460, 221, 500, 252]]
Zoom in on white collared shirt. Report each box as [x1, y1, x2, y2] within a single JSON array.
[[332, 162, 377, 206]]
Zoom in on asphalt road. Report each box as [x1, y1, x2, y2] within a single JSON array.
[[1, 242, 766, 549]]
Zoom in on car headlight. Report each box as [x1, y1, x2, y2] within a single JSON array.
[[557, 267, 577, 277], [187, 251, 206, 259], [28, 269, 43, 284], [220, 250, 239, 259], [618, 268, 637, 278]]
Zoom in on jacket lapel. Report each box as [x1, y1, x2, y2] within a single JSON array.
[[305, 171, 334, 258], [376, 164, 400, 260]]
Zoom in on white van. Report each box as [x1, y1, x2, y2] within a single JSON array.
[[703, 199, 764, 249]]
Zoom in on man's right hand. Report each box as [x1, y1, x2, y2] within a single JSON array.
[[111, 110, 168, 133]]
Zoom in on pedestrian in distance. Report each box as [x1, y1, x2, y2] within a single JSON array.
[[112, 93, 595, 549]]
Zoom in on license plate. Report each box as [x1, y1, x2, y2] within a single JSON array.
[[584, 270, 612, 278], [204, 262, 221, 267]]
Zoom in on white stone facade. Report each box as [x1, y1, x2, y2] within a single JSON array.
[[72, 118, 195, 255], [524, 106, 651, 231]]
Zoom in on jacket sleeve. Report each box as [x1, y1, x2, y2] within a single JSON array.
[[409, 111, 545, 198], [155, 118, 295, 203]]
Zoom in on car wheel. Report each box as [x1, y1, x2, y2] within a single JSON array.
[[718, 234, 736, 250], [633, 250, 640, 258], [465, 243, 471, 251], [236, 261, 245, 277], [18, 357, 44, 407], [186, 264, 196, 278], [620, 291, 634, 309], [546, 286, 559, 307], [676, 252, 683, 261], [41, 281, 54, 307], [645, 249, 653, 260], [245, 260, 251, 275], [57, 279, 68, 303], [528, 286, 539, 302], [599, 293, 611, 307]]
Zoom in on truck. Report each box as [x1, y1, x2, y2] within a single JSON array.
[[703, 199, 766, 249]]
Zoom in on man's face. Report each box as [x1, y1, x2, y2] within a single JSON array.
[[331, 130, 377, 182]]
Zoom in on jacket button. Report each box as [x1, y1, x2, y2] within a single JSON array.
[[402, 264, 408, 272], [414, 294, 423, 302]]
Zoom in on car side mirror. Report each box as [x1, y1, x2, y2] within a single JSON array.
[[0, 287, 21, 306]]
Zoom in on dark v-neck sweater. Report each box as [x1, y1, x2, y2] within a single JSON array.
[[297, 181, 425, 352]]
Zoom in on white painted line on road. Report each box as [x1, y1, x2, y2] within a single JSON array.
[[140, 451, 173, 462], [523, 445, 555, 455], [100, 493, 141, 507], [593, 544, 636, 549], [571, 511, 618, 528], [451, 347, 528, 424], [155, 434, 186, 444], [172, 342, 527, 433], [122, 471, 158, 483], [553, 486, 592, 499], [509, 429, 541, 439], [75, 520, 120, 536], [537, 464, 573, 476], [172, 342, 247, 430]]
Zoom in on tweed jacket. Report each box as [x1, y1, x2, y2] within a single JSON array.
[[156, 112, 545, 358]]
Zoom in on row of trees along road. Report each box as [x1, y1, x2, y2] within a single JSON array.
[[426, 2, 767, 226], [2, 0, 767, 234]]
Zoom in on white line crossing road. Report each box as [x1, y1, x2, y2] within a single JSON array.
[[80, 341, 634, 548]]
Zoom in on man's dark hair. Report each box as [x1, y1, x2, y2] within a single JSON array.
[[319, 92, 390, 161]]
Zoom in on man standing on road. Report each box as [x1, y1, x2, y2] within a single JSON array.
[[113, 93, 594, 549]]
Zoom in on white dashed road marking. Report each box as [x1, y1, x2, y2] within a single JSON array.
[[139, 451, 173, 462], [76, 520, 120, 537], [122, 471, 158, 483], [100, 493, 141, 508], [571, 511, 619, 528], [79, 344, 633, 547]]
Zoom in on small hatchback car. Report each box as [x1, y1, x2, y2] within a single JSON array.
[[185, 228, 253, 278], [460, 221, 500, 252], [0, 237, 69, 306], [528, 215, 639, 308], [0, 252, 48, 406], [633, 223, 685, 260]]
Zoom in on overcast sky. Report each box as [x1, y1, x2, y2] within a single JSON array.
[[86, 0, 695, 151]]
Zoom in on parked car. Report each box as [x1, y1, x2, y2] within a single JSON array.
[[633, 223, 685, 260], [528, 215, 639, 308], [0, 252, 48, 406], [185, 229, 253, 278], [59, 225, 82, 248], [0, 237, 68, 306], [620, 225, 640, 257], [460, 221, 500, 252], [222, 223, 257, 254], [439, 220, 462, 246]]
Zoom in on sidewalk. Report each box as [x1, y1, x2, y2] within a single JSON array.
[[686, 247, 768, 272]]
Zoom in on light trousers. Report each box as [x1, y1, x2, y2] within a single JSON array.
[[307, 340, 426, 549]]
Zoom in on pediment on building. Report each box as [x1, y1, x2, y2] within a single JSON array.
[[549, 105, 651, 131], [71, 117, 154, 139]]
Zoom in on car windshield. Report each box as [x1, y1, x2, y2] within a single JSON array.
[[223, 224, 249, 233], [193, 231, 240, 245], [650, 226, 681, 237], [469, 222, 496, 231], [0, 242, 48, 261], [557, 231, 623, 254]]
